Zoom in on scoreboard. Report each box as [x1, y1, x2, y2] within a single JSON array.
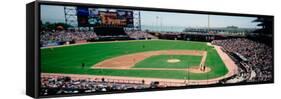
[[77, 7, 134, 27]]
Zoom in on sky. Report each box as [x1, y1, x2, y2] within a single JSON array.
[[41, 5, 260, 28], [140, 11, 260, 28], [41, 5, 65, 23]]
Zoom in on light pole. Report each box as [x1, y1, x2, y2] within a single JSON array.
[[187, 64, 190, 85], [208, 14, 210, 34], [160, 17, 163, 32], [155, 16, 158, 32], [206, 70, 209, 84]]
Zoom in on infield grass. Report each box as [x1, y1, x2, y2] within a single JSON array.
[[134, 55, 202, 69]]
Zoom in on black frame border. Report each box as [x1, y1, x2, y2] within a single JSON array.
[[31, 0, 274, 98]]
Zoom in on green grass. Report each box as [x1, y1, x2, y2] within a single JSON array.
[[134, 55, 202, 68], [41, 40, 228, 80]]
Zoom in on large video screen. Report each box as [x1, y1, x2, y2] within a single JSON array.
[[39, 3, 273, 97], [75, 6, 134, 27]]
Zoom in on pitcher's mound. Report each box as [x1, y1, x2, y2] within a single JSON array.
[[167, 59, 181, 63]]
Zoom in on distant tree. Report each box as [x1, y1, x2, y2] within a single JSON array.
[[55, 23, 72, 29], [252, 17, 273, 35], [145, 29, 150, 32], [41, 22, 72, 31]]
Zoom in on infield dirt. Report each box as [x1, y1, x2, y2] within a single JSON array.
[[93, 50, 210, 73]]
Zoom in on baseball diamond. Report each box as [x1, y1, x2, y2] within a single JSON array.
[[41, 40, 234, 80]]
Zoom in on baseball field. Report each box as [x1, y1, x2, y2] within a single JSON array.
[[41, 40, 229, 80]]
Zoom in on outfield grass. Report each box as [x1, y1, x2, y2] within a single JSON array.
[[41, 40, 228, 80], [134, 55, 202, 69]]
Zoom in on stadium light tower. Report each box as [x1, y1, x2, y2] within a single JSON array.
[[64, 6, 78, 28], [133, 11, 141, 31], [208, 15, 210, 34], [156, 16, 159, 32], [138, 11, 141, 31], [160, 17, 163, 32]]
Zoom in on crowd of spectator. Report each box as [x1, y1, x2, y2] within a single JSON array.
[[212, 38, 273, 82], [40, 30, 161, 47], [41, 76, 150, 96], [125, 31, 158, 39], [40, 30, 98, 46]]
